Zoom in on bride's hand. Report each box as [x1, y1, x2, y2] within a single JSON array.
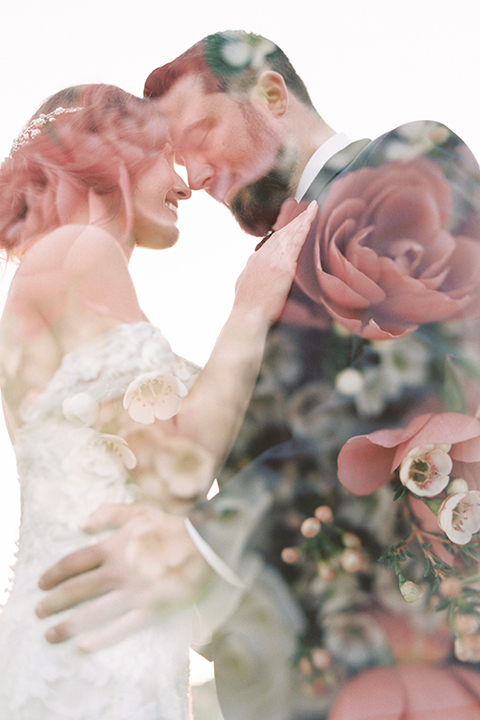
[[233, 200, 318, 326], [35, 502, 211, 652]]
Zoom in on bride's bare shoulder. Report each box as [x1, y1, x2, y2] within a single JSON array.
[[6, 223, 139, 314], [14, 224, 128, 275], [3, 222, 143, 346]]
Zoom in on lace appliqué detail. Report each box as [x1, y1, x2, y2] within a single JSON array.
[[0, 322, 199, 719]]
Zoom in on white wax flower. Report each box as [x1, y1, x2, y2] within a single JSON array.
[[399, 443, 452, 497], [100, 433, 137, 470], [438, 491, 480, 545]]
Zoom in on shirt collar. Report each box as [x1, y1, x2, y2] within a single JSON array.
[[294, 132, 352, 201]]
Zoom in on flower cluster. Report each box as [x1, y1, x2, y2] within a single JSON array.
[[215, 119, 480, 715]]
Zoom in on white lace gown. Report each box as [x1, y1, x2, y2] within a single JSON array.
[[0, 322, 199, 720]]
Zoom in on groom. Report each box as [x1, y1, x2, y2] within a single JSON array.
[[36, 30, 480, 719]]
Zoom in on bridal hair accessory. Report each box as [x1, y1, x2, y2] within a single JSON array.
[[9, 106, 84, 156]]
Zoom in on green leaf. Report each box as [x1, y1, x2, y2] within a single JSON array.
[[424, 557, 432, 576], [393, 484, 408, 502], [443, 355, 469, 414], [436, 597, 451, 612]]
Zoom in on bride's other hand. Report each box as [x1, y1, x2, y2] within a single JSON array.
[[233, 200, 317, 326], [35, 503, 211, 652]]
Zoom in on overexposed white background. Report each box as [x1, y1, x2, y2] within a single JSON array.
[[0, 0, 479, 684]]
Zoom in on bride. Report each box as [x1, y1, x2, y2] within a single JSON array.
[[0, 83, 317, 719]]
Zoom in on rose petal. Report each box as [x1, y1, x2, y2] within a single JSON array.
[[337, 435, 398, 495], [328, 666, 405, 720]]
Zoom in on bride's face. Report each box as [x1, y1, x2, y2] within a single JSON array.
[[132, 144, 191, 250]]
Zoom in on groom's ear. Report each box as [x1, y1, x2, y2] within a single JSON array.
[[250, 71, 288, 117]]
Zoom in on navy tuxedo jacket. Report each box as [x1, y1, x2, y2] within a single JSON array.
[[190, 120, 480, 572]]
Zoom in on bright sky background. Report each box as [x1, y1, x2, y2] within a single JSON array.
[[0, 0, 479, 684]]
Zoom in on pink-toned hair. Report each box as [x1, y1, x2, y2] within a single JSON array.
[[0, 84, 169, 259]]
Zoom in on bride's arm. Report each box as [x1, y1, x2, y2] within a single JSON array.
[[10, 204, 316, 503], [163, 201, 317, 467]]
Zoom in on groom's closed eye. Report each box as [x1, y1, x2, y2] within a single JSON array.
[[183, 120, 214, 151]]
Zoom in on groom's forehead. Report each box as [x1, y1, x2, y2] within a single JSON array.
[[158, 75, 213, 123], [158, 74, 242, 145]]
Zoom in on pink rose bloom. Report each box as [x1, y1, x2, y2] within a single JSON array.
[[296, 158, 480, 339], [328, 664, 480, 719], [337, 412, 480, 496]]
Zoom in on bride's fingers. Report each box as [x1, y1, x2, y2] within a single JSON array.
[[257, 200, 317, 264], [38, 543, 105, 591], [271, 198, 303, 231], [76, 608, 147, 653], [36, 565, 112, 618], [44, 589, 130, 644], [272, 200, 318, 248]]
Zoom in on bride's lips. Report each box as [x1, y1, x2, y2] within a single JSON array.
[[165, 200, 178, 217]]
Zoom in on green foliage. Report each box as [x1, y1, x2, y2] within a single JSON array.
[[443, 355, 470, 413]]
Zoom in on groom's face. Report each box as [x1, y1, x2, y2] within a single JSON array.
[[158, 74, 295, 236]]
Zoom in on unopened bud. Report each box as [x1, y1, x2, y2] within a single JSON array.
[[439, 577, 463, 599], [311, 648, 331, 671], [340, 548, 365, 573], [301, 517, 321, 538], [298, 657, 312, 676], [400, 580, 424, 603], [317, 562, 335, 581], [447, 477, 469, 495], [281, 547, 300, 564], [454, 614, 479, 636], [455, 633, 480, 662], [314, 505, 333, 523], [285, 512, 304, 530], [335, 368, 364, 395], [343, 532, 361, 549]]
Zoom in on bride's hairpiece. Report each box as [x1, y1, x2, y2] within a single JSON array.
[[9, 106, 84, 157]]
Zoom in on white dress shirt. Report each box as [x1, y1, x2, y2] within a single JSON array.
[[294, 132, 352, 200]]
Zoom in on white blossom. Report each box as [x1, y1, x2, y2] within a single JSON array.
[[438, 491, 480, 544], [123, 372, 188, 424], [100, 433, 137, 470], [399, 443, 452, 497]]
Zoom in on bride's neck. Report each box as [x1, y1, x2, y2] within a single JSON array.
[[68, 189, 135, 261]]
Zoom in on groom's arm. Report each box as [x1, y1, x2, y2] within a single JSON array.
[[35, 481, 265, 650], [36, 502, 214, 651]]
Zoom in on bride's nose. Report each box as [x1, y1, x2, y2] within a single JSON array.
[[173, 172, 192, 200]]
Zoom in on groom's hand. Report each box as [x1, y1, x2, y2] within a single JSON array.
[[35, 502, 211, 652]]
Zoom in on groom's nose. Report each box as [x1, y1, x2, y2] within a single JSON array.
[[185, 159, 215, 191]]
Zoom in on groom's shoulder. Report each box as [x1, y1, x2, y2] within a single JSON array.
[[362, 119, 472, 159], [339, 119, 480, 182]]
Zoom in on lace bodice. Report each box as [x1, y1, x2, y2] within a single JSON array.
[[0, 322, 199, 720]]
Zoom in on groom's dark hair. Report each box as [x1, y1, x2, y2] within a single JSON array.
[[144, 30, 315, 111]]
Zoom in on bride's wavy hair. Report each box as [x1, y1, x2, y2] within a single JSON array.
[[0, 84, 169, 259]]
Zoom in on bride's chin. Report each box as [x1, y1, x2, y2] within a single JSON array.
[[136, 225, 180, 250]]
